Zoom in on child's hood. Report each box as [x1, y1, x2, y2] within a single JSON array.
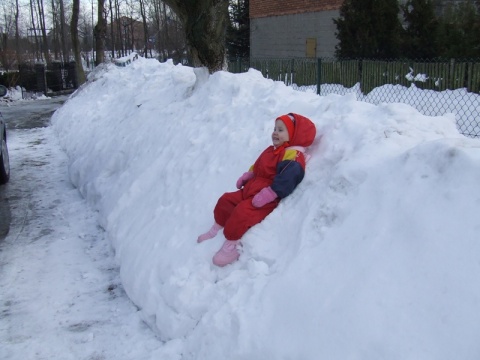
[[289, 113, 316, 147]]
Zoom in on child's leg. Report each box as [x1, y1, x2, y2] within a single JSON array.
[[223, 198, 278, 240], [197, 222, 223, 243], [210, 196, 278, 267], [197, 190, 244, 243], [213, 190, 244, 227]]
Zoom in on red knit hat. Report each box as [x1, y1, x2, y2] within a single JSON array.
[[276, 114, 295, 140]]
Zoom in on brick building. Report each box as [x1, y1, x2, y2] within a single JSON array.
[[250, 0, 343, 59]]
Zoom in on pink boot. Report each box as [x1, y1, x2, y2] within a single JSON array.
[[212, 240, 240, 267], [197, 222, 223, 243]]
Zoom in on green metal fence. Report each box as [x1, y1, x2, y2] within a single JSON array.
[[227, 58, 480, 138]]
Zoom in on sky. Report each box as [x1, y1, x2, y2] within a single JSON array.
[[40, 55, 480, 359]]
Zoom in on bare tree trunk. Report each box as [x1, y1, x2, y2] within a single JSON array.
[[162, 1, 169, 60], [114, 0, 123, 56], [71, 0, 86, 85], [30, 0, 41, 61], [15, 0, 21, 64], [152, 0, 162, 58], [51, 0, 59, 59], [127, 0, 135, 53], [163, 0, 229, 73], [94, 0, 106, 65], [108, 0, 115, 58], [129, 19, 134, 53], [139, 0, 149, 57], [36, 0, 50, 65], [59, 0, 68, 62], [0, 33, 9, 70]]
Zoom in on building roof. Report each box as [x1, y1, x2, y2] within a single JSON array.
[[250, 0, 343, 19]]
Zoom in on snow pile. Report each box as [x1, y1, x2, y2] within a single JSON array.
[[51, 57, 480, 360], [0, 86, 23, 102]]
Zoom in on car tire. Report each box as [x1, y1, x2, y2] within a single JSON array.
[[0, 138, 10, 184]]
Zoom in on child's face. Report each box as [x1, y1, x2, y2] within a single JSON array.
[[272, 119, 290, 147]]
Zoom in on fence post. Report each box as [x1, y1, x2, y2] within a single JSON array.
[[316, 58, 322, 95], [290, 59, 294, 86]]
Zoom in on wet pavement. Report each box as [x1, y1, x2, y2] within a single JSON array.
[[0, 95, 68, 240], [0, 95, 161, 359]]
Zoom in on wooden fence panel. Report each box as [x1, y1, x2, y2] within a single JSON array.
[[250, 59, 267, 77], [319, 60, 359, 87], [427, 62, 449, 91], [320, 61, 335, 84], [437, 62, 451, 91], [362, 60, 386, 94], [340, 60, 359, 88], [371, 61, 407, 87], [452, 62, 466, 90], [320, 61, 336, 84], [411, 62, 429, 90], [412, 62, 460, 91], [293, 59, 317, 87], [468, 63, 480, 93], [250, 59, 291, 83], [245, 58, 479, 93]]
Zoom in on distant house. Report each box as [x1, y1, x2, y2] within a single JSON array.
[[250, 0, 343, 59]]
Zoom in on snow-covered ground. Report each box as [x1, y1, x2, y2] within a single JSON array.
[[3, 55, 480, 359], [0, 101, 162, 359]]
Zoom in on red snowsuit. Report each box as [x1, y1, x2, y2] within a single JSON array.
[[214, 113, 316, 240]]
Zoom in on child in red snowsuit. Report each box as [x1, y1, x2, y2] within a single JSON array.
[[197, 113, 316, 266]]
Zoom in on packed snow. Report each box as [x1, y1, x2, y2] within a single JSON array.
[[50, 57, 480, 359], [0, 115, 162, 359]]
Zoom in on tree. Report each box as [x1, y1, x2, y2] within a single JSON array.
[[36, 0, 51, 65], [436, 0, 480, 58], [150, 0, 187, 63], [14, 0, 20, 64], [334, 0, 403, 59], [71, 0, 85, 85], [0, 0, 17, 70], [401, 0, 440, 59], [29, 0, 42, 61], [226, 0, 250, 60], [138, 0, 150, 57], [49, 0, 70, 61], [162, 0, 230, 73], [59, 0, 69, 61], [94, 0, 106, 65]]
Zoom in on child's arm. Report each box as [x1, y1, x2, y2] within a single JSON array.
[[270, 159, 305, 198], [252, 151, 305, 208], [235, 165, 254, 189], [236, 171, 254, 189]]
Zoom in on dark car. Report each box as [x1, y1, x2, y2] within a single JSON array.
[[0, 85, 10, 184]]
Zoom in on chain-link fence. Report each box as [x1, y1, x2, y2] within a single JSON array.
[[228, 58, 480, 138]]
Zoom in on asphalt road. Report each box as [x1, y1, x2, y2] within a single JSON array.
[[0, 96, 68, 239], [0, 95, 160, 359]]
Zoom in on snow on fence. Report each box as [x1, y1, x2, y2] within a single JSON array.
[[228, 58, 480, 138]]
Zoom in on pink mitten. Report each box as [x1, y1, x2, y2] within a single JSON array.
[[252, 187, 278, 208], [236, 171, 254, 189]]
